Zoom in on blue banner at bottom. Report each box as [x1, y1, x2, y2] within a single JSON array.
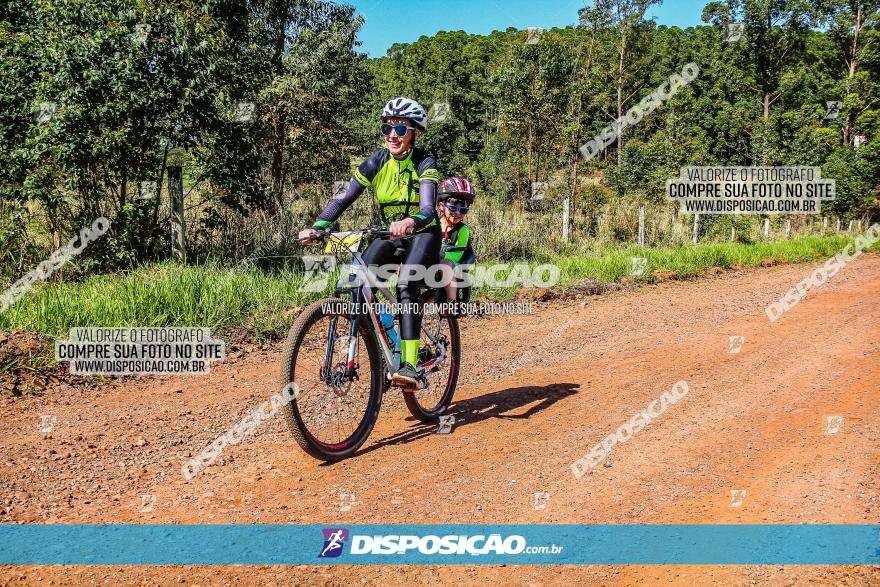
[[1, 524, 878, 565]]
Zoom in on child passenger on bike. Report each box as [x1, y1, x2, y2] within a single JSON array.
[[437, 177, 475, 309]]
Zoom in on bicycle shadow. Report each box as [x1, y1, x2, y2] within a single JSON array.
[[357, 382, 580, 456]]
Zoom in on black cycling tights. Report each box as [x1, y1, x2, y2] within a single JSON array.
[[356, 227, 441, 340]]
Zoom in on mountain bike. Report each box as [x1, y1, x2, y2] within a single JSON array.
[[280, 226, 461, 461]]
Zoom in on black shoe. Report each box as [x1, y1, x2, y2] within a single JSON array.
[[392, 362, 423, 390]]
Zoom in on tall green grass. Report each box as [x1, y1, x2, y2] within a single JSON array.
[[0, 263, 315, 338], [1, 235, 876, 338]]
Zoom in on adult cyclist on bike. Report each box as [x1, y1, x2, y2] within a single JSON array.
[[298, 97, 441, 389]]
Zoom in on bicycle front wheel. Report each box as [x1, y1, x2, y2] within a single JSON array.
[[280, 298, 383, 461]]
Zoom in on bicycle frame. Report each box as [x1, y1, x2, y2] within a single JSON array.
[[323, 230, 446, 382]]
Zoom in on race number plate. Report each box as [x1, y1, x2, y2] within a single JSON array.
[[324, 232, 362, 254]]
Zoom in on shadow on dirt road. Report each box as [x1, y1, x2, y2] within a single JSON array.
[[356, 382, 580, 455]]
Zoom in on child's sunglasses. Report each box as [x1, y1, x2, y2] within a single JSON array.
[[443, 202, 470, 214], [380, 123, 415, 137]]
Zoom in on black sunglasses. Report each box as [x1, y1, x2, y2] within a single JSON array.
[[443, 202, 470, 214], [380, 123, 415, 137]]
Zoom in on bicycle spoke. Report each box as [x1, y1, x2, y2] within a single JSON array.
[[415, 313, 454, 410]]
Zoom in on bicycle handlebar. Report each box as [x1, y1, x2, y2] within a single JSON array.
[[298, 224, 412, 244]]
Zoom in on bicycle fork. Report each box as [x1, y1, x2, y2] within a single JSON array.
[[321, 315, 361, 386]]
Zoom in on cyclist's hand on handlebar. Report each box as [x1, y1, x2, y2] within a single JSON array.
[[298, 227, 322, 244], [389, 218, 416, 238]]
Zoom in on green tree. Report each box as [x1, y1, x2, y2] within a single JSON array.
[[492, 33, 572, 207], [1, 0, 229, 268]]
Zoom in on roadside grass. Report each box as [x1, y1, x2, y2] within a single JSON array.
[[1, 234, 877, 339], [0, 263, 315, 339], [473, 235, 876, 299], [565, 235, 869, 282]]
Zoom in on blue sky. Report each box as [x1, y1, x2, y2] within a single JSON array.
[[349, 0, 707, 57]]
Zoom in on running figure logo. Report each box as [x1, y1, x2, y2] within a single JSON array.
[[319, 528, 349, 558]]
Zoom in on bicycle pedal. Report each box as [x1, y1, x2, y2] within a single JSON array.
[[396, 377, 428, 391], [391, 374, 420, 390]]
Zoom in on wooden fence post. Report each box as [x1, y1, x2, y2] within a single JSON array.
[[763, 218, 770, 239], [562, 196, 570, 243], [638, 203, 645, 246], [692, 214, 700, 244], [168, 165, 185, 262]]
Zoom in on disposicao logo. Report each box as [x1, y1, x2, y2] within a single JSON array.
[[318, 530, 561, 558], [319, 528, 349, 558]]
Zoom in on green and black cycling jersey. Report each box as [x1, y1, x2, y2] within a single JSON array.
[[441, 222, 474, 264], [313, 146, 441, 232]]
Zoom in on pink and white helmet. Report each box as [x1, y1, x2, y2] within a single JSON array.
[[438, 177, 476, 204]]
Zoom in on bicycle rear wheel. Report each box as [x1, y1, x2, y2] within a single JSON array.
[[403, 306, 460, 422], [280, 298, 383, 461]]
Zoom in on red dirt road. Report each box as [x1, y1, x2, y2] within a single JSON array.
[[2, 255, 880, 585]]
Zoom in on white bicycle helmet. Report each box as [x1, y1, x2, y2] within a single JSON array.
[[381, 97, 428, 131]]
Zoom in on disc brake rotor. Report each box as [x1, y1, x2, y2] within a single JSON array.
[[329, 361, 353, 396]]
